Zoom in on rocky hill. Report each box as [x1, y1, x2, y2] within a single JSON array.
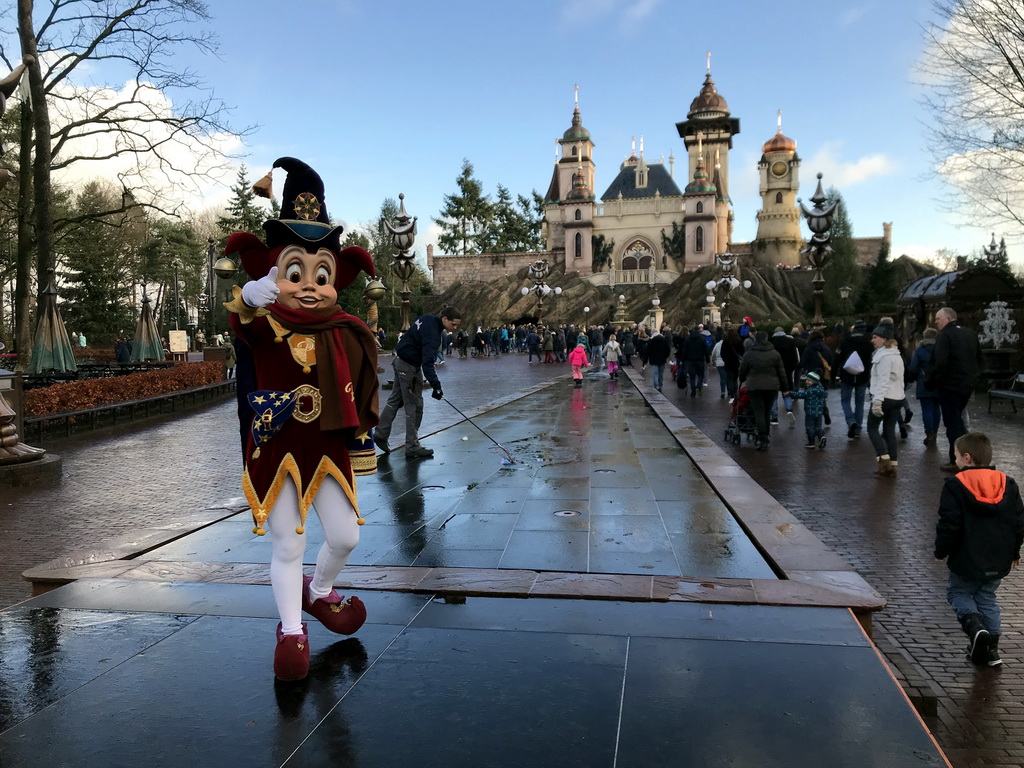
[[428, 255, 939, 331]]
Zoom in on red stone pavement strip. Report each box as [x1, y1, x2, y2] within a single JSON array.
[[651, 364, 1024, 768]]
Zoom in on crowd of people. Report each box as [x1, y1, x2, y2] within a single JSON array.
[[431, 308, 984, 480]]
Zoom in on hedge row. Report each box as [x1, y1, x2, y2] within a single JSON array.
[[24, 362, 223, 417]]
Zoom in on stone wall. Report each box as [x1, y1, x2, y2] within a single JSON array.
[[430, 251, 559, 293]]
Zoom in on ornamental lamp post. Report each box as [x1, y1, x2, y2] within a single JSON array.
[[521, 259, 561, 326], [583, 305, 590, 329], [172, 261, 181, 331], [706, 253, 751, 324], [381, 193, 418, 332], [799, 173, 838, 329]]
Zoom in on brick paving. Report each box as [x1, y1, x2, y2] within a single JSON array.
[[654, 364, 1024, 768]]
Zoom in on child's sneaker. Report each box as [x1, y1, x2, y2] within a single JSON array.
[[818, 435, 827, 449], [805, 440, 816, 449], [787, 411, 796, 426], [987, 637, 1003, 667]]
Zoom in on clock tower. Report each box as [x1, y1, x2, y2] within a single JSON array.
[[754, 111, 802, 266]]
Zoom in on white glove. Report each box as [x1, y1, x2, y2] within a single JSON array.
[[241, 266, 279, 308], [871, 402, 883, 418]]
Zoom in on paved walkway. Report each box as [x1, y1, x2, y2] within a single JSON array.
[[0, 353, 946, 767], [645, 362, 1023, 768], [0, 353, 564, 609], [10, 352, 1019, 764]]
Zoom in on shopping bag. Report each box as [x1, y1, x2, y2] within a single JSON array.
[[843, 350, 865, 375]]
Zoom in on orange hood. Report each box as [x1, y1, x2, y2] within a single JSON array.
[[956, 468, 1007, 505]]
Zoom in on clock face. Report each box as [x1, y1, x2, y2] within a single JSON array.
[[771, 161, 788, 178]]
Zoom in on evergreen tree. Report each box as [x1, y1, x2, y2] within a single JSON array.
[[59, 182, 144, 345], [217, 165, 268, 239], [434, 159, 492, 254], [821, 188, 862, 316], [488, 185, 542, 252], [856, 239, 898, 315]]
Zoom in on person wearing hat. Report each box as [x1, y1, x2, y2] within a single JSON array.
[[225, 157, 379, 681], [908, 327, 941, 446], [790, 370, 829, 448], [836, 320, 875, 439], [867, 322, 907, 477], [738, 330, 790, 451]]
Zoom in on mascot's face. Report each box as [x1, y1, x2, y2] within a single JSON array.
[[275, 245, 338, 310]]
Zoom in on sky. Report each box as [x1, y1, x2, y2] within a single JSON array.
[[19, 0, 1019, 268]]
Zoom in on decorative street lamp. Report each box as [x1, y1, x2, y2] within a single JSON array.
[[799, 173, 838, 328], [172, 260, 181, 331], [983, 233, 1007, 267], [583, 305, 590, 329], [704, 253, 751, 324], [205, 237, 216, 338], [363, 278, 387, 341], [520, 259, 561, 325], [381, 193, 418, 332]]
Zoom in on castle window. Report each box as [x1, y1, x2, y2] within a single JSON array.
[[574, 232, 582, 259], [575, 208, 582, 221], [696, 201, 704, 213], [572, 146, 578, 156], [775, 191, 783, 204], [621, 239, 656, 271], [696, 226, 704, 252]]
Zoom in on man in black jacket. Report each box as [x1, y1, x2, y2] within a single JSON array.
[[374, 307, 462, 459], [646, 328, 671, 391], [681, 325, 711, 396], [836, 320, 874, 439], [927, 307, 983, 471]]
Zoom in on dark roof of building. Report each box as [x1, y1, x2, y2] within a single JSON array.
[[600, 163, 682, 201], [688, 72, 730, 118], [543, 164, 560, 204]]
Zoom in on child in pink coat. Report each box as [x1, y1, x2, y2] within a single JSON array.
[[568, 342, 589, 389]]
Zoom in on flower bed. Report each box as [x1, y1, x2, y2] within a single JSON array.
[[24, 362, 223, 417]]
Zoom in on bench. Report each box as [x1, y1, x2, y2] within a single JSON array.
[[988, 372, 1024, 413]]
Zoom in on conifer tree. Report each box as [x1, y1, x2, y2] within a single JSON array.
[[434, 160, 492, 254]]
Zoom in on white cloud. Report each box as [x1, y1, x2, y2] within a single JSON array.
[[41, 77, 244, 219], [802, 142, 893, 188], [559, 0, 661, 27], [841, 4, 870, 26]]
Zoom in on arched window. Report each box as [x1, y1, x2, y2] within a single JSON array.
[[695, 226, 704, 252], [621, 239, 656, 271], [574, 232, 582, 260], [696, 201, 704, 213], [575, 208, 582, 221], [775, 191, 783, 204], [572, 146, 578, 156]]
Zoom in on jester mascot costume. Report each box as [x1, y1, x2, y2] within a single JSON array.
[[225, 157, 378, 681]]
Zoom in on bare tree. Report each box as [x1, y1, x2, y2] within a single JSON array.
[[919, 1, 1024, 239], [4, 0, 250, 368]]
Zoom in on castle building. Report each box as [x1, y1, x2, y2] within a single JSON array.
[[429, 65, 892, 293]]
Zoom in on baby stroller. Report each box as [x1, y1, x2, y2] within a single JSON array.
[[725, 387, 756, 444]]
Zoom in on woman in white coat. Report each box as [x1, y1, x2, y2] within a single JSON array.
[[867, 322, 907, 477]]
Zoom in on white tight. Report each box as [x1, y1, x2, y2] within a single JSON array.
[[266, 476, 360, 635]]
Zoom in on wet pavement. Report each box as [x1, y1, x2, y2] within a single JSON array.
[[0, 353, 953, 766], [648, 362, 1024, 768]]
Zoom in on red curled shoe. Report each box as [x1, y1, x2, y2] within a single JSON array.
[[274, 622, 310, 681], [302, 575, 367, 635]]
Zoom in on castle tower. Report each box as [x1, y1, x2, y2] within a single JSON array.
[[675, 54, 740, 202], [711, 149, 731, 255], [755, 111, 802, 266], [542, 86, 596, 273], [683, 134, 718, 268]]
